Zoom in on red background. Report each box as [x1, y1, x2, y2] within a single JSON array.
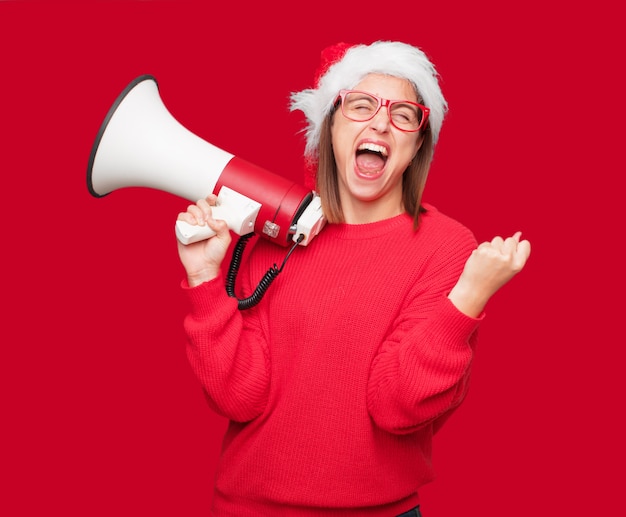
[[1, 1, 623, 515]]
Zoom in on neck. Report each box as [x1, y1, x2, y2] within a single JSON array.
[[341, 197, 405, 224]]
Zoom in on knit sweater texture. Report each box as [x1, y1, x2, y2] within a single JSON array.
[[182, 205, 482, 516]]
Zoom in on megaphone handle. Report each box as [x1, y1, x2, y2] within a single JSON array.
[[175, 220, 216, 245], [175, 205, 231, 245]]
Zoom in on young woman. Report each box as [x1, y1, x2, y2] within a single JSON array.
[[176, 41, 531, 516]]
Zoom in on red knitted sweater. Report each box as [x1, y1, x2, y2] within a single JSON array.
[[182, 205, 482, 516]]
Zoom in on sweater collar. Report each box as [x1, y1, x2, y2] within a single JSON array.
[[325, 212, 414, 240]]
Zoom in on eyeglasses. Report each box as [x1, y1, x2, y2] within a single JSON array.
[[336, 89, 430, 132]]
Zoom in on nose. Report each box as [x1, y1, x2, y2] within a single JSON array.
[[368, 105, 391, 132]]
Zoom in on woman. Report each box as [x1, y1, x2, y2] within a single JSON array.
[[176, 41, 531, 516]]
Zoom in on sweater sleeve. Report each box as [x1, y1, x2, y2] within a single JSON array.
[[182, 273, 270, 422], [367, 228, 483, 435]]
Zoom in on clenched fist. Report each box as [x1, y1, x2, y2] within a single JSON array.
[[448, 231, 532, 317]]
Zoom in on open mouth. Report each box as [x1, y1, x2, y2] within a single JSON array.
[[356, 142, 388, 176]]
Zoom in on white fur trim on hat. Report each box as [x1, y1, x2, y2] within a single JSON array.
[[290, 41, 448, 160]]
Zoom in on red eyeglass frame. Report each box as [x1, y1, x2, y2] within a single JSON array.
[[336, 89, 430, 132]]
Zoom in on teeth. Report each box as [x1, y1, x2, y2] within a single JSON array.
[[358, 143, 388, 156]]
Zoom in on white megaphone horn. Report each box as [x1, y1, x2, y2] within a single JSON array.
[[87, 75, 325, 247]]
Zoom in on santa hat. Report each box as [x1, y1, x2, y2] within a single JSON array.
[[290, 41, 448, 188]]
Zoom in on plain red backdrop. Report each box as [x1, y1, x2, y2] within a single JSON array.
[[1, 1, 623, 515]]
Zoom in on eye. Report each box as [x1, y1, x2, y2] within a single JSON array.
[[391, 104, 418, 123], [390, 102, 422, 129], [354, 102, 373, 112], [344, 92, 377, 116]]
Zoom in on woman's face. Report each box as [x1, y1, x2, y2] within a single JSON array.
[[331, 73, 424, 224]]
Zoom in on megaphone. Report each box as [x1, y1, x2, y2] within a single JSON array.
[[87, 75, 325, 247]]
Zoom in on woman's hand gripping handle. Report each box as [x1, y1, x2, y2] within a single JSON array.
[[176, 195, 233, 287]]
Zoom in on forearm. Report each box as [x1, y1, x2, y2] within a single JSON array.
[[183, 277, 270, 421], [367, 298, 480, 433]]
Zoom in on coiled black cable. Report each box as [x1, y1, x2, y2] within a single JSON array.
[[225, 232, 304, 310]]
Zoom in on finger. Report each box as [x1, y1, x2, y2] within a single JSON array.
[[177, 211, 198, 224], [208, 216, 229, 233], [517, 239, 532, 262], [491, 236, 504, 247], [503, 234, 521, 254], [196, 198, 211, 210], [196, 198, 218, 223], [178, 204, 203, 225], [204, 215, 231, 242]]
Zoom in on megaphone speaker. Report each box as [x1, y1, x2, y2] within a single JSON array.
[[87, 75, 325, 247]]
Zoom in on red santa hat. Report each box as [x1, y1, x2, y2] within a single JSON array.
[[290, 41, 448, 189]]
